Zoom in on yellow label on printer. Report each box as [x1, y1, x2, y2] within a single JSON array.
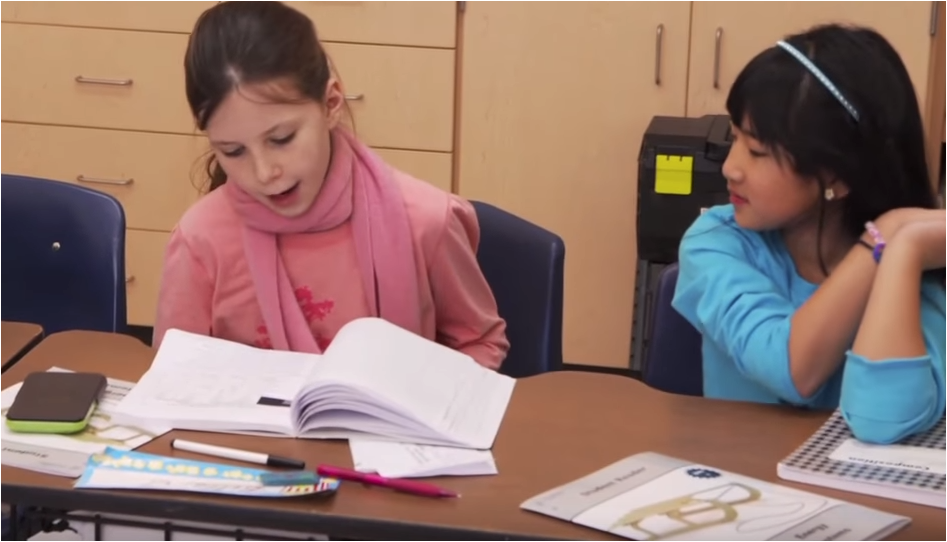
[[655, 155, 694, 195]]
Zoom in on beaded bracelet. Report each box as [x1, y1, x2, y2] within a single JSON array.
[[863, 221, 886, 263]]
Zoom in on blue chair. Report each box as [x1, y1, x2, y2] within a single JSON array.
[[471, 201, 565, 378], [641, 263, 704, 396], [1, 174, 128, 337]]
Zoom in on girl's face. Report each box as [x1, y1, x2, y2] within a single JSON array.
[[206, 79, 344, 217], [721, 121, 826, 232]]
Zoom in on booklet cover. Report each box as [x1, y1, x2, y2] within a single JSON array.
[[521, 452, 910, 541], [75, 447, 340, 499]]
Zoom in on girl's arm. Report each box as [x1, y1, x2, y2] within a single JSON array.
[[152, 228, 215, 348], [673, 208, 899, 404], [428, 197, 510, 371], [841, 220, 947, 444]]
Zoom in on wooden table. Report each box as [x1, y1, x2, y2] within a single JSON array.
[[1, 321, 43, 371], [2, 331, 944, 540]]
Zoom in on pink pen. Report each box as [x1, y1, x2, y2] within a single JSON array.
[[316, 464, 459, 498]]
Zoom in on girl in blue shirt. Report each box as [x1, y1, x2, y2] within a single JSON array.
[[672, 24, 945, 444]]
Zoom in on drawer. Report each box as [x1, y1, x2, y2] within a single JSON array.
[[374, 149, 453, 193], [1, 1, 213, 34], [1, 23, 194, 134], [287, 1, 456, 48], [2, 123, 206, 232], [327, 42, 455, 152], [126, 229, 169, 327]]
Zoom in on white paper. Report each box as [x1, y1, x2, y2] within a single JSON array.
[[0, 369, 170, 477], [829, 438, 947, 476], [303, 317, 515, 449], [349, 439, 498, 478], [114, 329, 318, 434]]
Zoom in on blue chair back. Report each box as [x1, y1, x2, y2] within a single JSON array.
[[1, 174, 128, 335], [471, 201, 565, 377], [642, 263, 703, 396]]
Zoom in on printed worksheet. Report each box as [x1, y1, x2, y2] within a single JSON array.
[[0, 368, 170, 477]]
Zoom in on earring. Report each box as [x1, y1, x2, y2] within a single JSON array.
[[824, 188, 835, 201]]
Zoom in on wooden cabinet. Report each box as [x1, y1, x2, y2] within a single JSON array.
[[325, 42, 456, 152], [2, 24, 193, 134], [286, 1, 456, 48], [688, 1, 944, 185], [1, 1, 459, 328], [0, 1, 213, 33], [687, 2, 936, 117], [457, 2, 691, 368], [2, 124, 206, 233], [457, 1, 944, 369]]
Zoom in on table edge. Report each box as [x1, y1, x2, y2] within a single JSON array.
[[2, 482, 575, 541]]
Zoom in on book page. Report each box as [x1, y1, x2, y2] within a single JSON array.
[[115, 329, 319, 435], [522, 453, 909, 541], [302, 318, 515, 449], [349, 439, 498, 478]]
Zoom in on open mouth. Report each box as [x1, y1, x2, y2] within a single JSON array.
[[268, 182, 301, 206]]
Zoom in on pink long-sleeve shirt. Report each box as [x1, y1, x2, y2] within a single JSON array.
[[153, 169, 510, 370]]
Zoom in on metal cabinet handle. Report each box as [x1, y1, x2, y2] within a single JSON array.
[[75, 76, 134, 87], [655, 24, 664, 86], [77, 175, 134, 186], [344, 93, 364, 101], [713, 27, 723, 89]]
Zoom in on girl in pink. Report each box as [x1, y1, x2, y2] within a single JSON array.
[[154, 1, 510, 370]]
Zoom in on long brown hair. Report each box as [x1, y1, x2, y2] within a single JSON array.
[[184, 1, 336, 193]]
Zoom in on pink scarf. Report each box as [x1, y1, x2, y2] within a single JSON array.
[[225, 128, 422, 353]]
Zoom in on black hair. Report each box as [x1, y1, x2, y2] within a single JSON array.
[[726, 23, 939, 280], [184, 1, 333, 192]]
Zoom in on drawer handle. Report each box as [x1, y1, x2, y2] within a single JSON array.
[[75, 75, 134, 87], [654, 23, 664, 86], [712, 27, 723, 90], [344, 93, 365, 101], [126, 275, 136, 284], [77, 175, 134, 186]]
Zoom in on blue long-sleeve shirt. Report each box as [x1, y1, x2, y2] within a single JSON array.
[[672, 205, 945, 444]]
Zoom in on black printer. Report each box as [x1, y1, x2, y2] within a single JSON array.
[[636, 114, 732, 263], [630, 114, 732, 372]]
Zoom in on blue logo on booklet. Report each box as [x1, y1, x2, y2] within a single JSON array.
[[686, 467, 721, 479]]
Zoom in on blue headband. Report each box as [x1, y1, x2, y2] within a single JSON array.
[[776, 40, 860, 122]]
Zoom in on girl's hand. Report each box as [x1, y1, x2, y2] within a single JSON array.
[[874, 207, 943, 238], [891, 210, 946, 271]]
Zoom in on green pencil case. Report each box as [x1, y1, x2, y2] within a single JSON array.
[[6, 372, 107, 434]]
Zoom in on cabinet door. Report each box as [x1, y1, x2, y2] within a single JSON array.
[[286, 1, 457, 48], [688, 1, 935, 117], [1, 1, 213, 33], [458, 3, 690, 368]]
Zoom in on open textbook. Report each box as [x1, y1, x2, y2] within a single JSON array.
[[114, 318, 515, 450], [1, 368, 170, 477], [522, 452, 910, 541]]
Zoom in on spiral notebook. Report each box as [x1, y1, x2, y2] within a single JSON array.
[[777, 411, 945, 509]]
